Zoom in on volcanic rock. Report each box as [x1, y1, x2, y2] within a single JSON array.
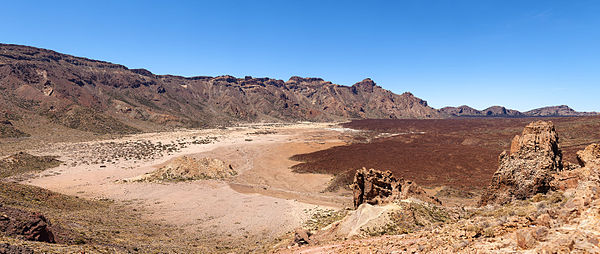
[[479, 121, 562, 206], [576, 143, 600, 167], [352, 167, 440, 209], [292, 228, 315, 246], [0, 204, 55, 243], [0, 243, 34, 254]]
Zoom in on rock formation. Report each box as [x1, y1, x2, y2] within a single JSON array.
[[0, 204, 55, 243], [576, 143, 600, 167], [293, 228, 315, 246], [352, 167, 440, 209], [479, 121, 562, 206]]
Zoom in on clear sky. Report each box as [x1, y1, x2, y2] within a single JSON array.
[[2, 0, 599, 111]]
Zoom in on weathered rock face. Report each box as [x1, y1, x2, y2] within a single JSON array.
[[479, 121, 562, 206], [576, 143, 600, 167], [352, 168, 440, 209], [0, 204, 55, 243]]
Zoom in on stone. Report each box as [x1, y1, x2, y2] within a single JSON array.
[[352, 167, 440, 209], [535, 214, 552, 228], [0, 204, 55, 243], [576, 143, 600, 167], [293, 228, 314, 246], [0, 243, 34, 254], [516, 226, 548, 250], [479, 121, 562, 206]]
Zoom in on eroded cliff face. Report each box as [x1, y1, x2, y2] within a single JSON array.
[[479, 121, 562, 206], [0, 44, 440, 134]]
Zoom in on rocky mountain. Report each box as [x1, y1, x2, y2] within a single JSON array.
[[438, 105, 483, 117], [0, 44, 440, 134], [524, 105, 599, 117], [440, 105, 597, 118]]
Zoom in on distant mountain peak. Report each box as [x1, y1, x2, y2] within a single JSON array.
[[441, 104, 598, 117]]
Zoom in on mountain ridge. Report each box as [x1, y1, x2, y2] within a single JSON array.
[[440, 105, 598, 118], [0, 43, 440, 134], [0, 44, 596, 136]]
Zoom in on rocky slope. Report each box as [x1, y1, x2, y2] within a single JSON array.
[[440, 105, 597, 117], [0, 44, 440, 134]]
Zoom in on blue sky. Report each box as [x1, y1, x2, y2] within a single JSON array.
[[2, 0, 599, 111]]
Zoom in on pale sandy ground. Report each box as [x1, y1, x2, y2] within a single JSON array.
[[22, 122, 354, 244]]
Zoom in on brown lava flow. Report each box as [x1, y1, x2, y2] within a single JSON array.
[[291, 116, 600, 192]]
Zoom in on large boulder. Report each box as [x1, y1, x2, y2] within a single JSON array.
[[352, 167, 440, 209], [0, 204, 55, 243], [479, 121, 562, 206]]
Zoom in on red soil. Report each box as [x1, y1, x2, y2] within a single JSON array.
[[291, 117, 600, 191]]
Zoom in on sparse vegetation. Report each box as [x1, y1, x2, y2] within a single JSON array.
[[303, 208, 348, 231], [0, 152, 61, 178]]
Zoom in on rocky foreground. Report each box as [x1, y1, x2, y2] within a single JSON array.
[[283, 121, 600, 253]]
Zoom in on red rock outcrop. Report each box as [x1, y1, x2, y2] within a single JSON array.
[[479, 121, 562, 206], [0, 204, 55, 243], [352, 167, 440, 209]]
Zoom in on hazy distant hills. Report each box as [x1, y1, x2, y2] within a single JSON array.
[[0, 44, 596, 135], [440, 105, 598, 118]]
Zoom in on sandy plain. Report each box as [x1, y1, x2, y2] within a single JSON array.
[[20, 122, 354, 248]]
